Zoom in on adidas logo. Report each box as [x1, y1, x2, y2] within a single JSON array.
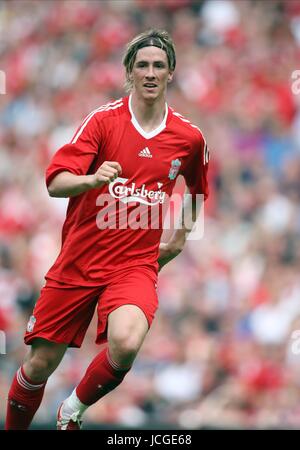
[[138, 147, 152, 158]]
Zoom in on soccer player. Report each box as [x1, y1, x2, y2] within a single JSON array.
[[5, 29, 209, 430]]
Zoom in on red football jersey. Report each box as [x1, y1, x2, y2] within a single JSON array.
[[45, 96, 209, 286]]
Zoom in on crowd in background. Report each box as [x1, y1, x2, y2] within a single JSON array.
[[1, 0, 300, 429]]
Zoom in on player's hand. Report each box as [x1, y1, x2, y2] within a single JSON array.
[[158, 242, 182, 271], [92, 161, 122, 188]]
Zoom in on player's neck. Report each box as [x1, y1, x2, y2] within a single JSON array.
[[129, 93, 167, 133]]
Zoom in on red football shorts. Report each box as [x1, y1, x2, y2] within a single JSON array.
[[24, 269, 158, 348]]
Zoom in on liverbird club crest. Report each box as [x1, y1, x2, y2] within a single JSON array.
[[168, 159, 181, 180]]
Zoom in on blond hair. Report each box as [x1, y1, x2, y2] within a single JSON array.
[[122, 29, 176, 92]]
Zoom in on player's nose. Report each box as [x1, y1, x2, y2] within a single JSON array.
[[145, 65, 156, 79]]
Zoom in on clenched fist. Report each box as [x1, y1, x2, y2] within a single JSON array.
[[92, 161, 122, 188]]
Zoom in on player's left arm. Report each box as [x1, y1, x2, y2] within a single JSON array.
[[158, 186, 203, 271], [158, 133, 209, 271]]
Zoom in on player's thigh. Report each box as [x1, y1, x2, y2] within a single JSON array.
[[24, 338, 67, 373], [31, 337, 67, 358], [96, 269, 158, 346], [108, 304, 149, 345], [25, 282, 101, 348]]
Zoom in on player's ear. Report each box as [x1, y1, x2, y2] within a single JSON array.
[[127, 69, 133, 82], [167, 72, 174, 83]]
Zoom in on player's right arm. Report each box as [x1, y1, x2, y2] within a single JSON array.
[[47, 161, 122, 198], [47, 106, 124, 198]]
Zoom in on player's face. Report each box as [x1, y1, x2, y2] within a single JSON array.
[[130, 46, 173, 101]]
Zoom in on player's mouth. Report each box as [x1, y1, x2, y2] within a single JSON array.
[[143, 83, 157, 90]]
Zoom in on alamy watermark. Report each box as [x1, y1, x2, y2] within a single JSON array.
[[291, 70, 300, 95], [290, 329, 300, 355], [0, 70, 6, 94], [0, 330, 6, 354], [95, 178, 205, 240]]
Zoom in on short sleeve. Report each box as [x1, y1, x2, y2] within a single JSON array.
[[46, 112, 102, 187], [182, 135, 210, 201]]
